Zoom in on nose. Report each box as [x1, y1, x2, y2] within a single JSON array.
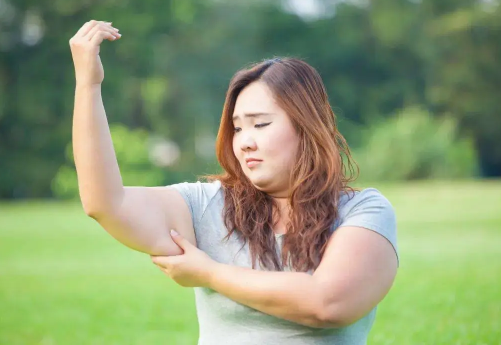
[[239, 133, 257, 152]]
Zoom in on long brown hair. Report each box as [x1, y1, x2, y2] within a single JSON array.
[[206, 57, 358, 272]]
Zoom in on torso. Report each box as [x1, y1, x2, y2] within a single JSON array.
[[170, 180, 398, 345]]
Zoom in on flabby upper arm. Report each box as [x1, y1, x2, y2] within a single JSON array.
[[96, 180, 221, 256], [92, 185, 194, 256]]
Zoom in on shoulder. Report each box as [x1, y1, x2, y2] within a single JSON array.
[[339, 188, 394, 216], [337, 187, 399, 262], [168, 180, 223, 226], [169, 179, 222, 201]]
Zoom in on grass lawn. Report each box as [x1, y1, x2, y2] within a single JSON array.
[[1, 180, 500, 344]]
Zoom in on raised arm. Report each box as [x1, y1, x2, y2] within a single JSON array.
[[69, 20, 194, 256]]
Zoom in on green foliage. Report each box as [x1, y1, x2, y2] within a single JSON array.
[[1, 0, 501, 198], [51, 165, 79, 200], [354, 107, 479, 182], [51, 124, 170, 199]]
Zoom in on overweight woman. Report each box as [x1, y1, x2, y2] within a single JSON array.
[[70, 20, 399, 345]]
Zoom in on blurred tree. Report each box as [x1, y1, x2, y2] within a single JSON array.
[[353, 106, 479, 182], [1, 0, 500, 198], [52, 124, 178, 199], [425, 1, 501, 176]]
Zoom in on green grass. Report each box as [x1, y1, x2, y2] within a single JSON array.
[[1, 180, 500, 344]]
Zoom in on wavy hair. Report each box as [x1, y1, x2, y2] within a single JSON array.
[[206, 57, 358, 272]]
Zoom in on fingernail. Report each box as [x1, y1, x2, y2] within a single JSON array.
[[170, 229, 179, 236]]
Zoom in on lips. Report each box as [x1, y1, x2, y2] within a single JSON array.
[[245, 158, 262, 168], [245, 158, 262, 163]]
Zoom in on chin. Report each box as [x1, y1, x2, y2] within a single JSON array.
[[251, 176, 282, 195], [246, 171, 291, 197], [250, 177, 269, 189], [246, 172, 271, 189]]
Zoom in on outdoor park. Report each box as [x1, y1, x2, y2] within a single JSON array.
[[1, 1, 500, 344]]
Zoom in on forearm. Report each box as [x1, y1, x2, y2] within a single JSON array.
[[73, 84, 124, 216], [209, 263, 329, 328]]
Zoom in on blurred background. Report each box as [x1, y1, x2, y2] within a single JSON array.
[[1, 0, 500, 344]]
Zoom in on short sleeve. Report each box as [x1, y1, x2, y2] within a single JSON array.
[[169, 180, 222, 231], [338, 188, 399, 265]]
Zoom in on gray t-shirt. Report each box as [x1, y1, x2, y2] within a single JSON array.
[[171, 180, 398, 345]]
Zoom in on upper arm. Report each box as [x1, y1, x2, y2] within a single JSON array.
[[94, 186, 195, 256], [313, 190, 399, 326]]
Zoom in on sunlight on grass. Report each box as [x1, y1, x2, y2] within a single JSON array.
[[1, 180, 500, 344]]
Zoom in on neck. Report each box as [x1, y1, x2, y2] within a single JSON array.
[[273, 197, 289, 212], [272, 196, 291, 235]]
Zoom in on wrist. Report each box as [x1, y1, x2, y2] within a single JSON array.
[[75, 82, 102, 90], [207, 262, 224, 289]]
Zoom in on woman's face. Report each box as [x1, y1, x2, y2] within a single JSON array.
[[232, 81, 300, 196]]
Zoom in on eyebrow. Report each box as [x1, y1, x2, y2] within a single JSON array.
[[232, 112, 273, 121]]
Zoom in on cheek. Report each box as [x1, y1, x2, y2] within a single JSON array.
[[232, 136, 242, 161], [263, 128, 299, 164]]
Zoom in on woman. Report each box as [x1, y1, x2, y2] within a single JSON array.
[[70, 20, 398, 344]]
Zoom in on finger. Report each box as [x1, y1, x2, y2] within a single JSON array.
[[84, 23, 120, 42], [76, 20, 101, 38], [89, 31, 119, 46], [151, 255, 178, 268], [151, 255, 166, 267], [159, 267, 170, 276], [85, 23, 120, 42], [170, 230, 191, 250]]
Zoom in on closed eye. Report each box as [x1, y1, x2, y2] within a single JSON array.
[[233, 122, 271, 133]]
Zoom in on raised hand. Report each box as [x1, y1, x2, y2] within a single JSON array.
[[69, 20, 121, 86]]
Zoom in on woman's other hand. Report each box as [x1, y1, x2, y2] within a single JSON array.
[[151, 230, 219, 288]]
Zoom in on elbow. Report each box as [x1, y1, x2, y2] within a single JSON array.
[[312, 304, 356, 329], [80, 196, 122, 220], [79, 188, 125, 219], [82, 203, 106, 220], [83, 205, 97, 218]]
